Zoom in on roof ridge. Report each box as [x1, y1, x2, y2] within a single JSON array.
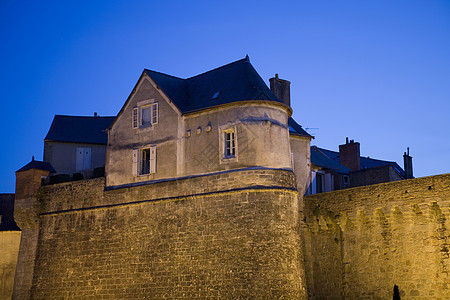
[[360, 156, 396, 164], [144, 69, 185, 80], [185, 57, 249, 81], [54, 115, 115, 118]]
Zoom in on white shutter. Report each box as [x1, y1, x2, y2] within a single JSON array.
[[83, 148, 91, 170], [132, 108, 138, 129], [150, 146, 156, 174], [151, 102, 158, 124], [132, 149, 138, 176], [76, 148, 84, 171]]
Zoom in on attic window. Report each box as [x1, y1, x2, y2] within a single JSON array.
[[132, 102, 158, 129], [211, 91, 220, 100]]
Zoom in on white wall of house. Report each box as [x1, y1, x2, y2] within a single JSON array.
[[44, 141, 107, 176], [105, 74, 297, 187]]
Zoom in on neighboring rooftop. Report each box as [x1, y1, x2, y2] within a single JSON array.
[[288, 118, 312, 138], [16, 157, 56, 173], [144, 56, 285, 113], [45, 115, 115, 144], [311, 146, 405, 176]]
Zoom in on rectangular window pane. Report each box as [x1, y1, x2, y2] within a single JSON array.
[[141, 148, 150, 174], [141, 107, 151, 126], [224, 131, 235, 158]]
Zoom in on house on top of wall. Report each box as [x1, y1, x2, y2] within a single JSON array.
[[306, 138, 414, 195], [105, 56, 312, 193], [44, 114, 115, 179]]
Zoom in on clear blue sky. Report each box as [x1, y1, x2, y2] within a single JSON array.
[[1, 0, 449, 193]]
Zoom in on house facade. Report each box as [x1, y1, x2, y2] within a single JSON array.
[[105, 57, 311, 193], [306, 138, 413, 195], [44, 115, 115, 178]]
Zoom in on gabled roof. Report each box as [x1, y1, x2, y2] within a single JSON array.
[[45, 115, 115, 144], [311, 146, 405, 176], [144, 56, 284, 114], [16, 158, 56, 173], [288, 117, 312, 138]]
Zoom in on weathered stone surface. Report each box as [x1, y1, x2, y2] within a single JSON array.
[[26, 168, 306, 299], [303, 173, 450, 299], [0, 231, 21, 300]]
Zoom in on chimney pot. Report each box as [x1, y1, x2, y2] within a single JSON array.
[[94, 112, 98, 117]]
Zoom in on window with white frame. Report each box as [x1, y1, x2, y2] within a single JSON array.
[[224, 130, 236, 158], [132, 102, 158, 129], [132, 146, 156, 176], [220, 126, 237, 161]]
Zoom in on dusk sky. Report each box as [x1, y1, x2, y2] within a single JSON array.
[[1, 0, 449, 193]]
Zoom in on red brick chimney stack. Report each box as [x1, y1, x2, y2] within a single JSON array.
[[339, 137, 361, 171]]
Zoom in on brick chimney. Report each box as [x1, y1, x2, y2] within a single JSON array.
[[403, 147, 413, 179], [269, 74, 291, 107], [339, 137, 361, 171]]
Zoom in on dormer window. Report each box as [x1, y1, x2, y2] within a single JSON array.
[[211, 91, 220, 100], [132, 101, 158, 129]]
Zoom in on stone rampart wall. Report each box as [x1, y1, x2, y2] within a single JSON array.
[[303, 173, 450, 299], [0, 231, 21, 300], [29, 168, 306, 299]]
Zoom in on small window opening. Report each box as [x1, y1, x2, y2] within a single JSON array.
[[224, 131, 235, 158], [212, 91, 220, 100], [141, 106, 152, 126], [141, 148, 151, 175]]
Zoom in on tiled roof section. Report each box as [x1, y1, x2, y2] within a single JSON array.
[[144, 56, 283, 113], [142, 71, 187, 111], [311, 147, 351, 174], [16, 158, 56, 173], [44, 115, 115, 144], [312, 146, 405, 177], [288, 117, 312, 137]]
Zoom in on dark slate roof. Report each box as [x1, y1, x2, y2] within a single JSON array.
[[44, 115, 115, 144], [311, 147, 351, 174], [16, 158, 56, 173], [144, 56, 284, 113], [288, 117, 312, 137], [312, 146, 405, 176]]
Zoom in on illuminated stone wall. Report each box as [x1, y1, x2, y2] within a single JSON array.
[[26, 169, 307, 299], [303, 173, 450, 299], [0, 231, 21, 300]]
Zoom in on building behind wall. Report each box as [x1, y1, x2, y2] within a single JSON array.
[[306, 138, 413, 195], [44, 114, 115, 180]]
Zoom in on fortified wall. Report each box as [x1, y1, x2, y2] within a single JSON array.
[[303, 173, 450, 299], [13, 167, 306, 299]]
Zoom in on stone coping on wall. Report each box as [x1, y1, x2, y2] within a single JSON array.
[[39, 167, 298, 216], [303, 172, 450, 228]]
